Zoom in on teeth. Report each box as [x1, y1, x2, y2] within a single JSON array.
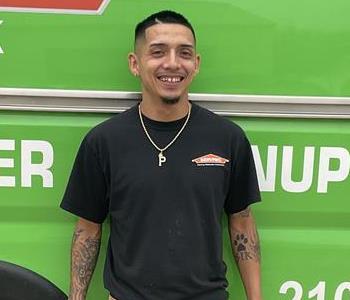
[[159, 76, 182, 83]]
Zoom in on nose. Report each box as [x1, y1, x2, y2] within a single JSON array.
[[163, 50, 180, 70]]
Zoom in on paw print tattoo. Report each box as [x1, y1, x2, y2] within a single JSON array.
[[234, 234, 248, 252], [233, 233, 253, 261]]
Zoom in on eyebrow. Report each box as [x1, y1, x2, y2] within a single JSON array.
[[149, 43, 194, 48]]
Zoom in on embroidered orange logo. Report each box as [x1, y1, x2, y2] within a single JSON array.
[[192, 154, 229, 166]]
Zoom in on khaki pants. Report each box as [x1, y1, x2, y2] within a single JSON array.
[[108, 296, 117, 300]]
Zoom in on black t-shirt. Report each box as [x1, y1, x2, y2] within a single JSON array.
[[61, 103, 261, 300]]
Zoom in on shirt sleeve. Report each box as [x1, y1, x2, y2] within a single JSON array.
[[224, 130, 261, 214], [60, 135, 109, 223]]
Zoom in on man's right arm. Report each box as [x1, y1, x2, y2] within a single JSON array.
[[69, 217, 102, 300]]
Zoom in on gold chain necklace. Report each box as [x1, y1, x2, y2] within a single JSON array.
[[138, 102, 191, 167]]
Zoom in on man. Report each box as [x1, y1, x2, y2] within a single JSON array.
[[61, 10, 262, 300]]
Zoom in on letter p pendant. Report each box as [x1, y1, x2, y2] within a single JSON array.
[[158, 151, 166, 167]]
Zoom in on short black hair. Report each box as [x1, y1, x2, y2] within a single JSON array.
[[135, 10, 196, 46]]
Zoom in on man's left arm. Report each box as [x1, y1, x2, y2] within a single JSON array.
[[228, 206, 262, 300]]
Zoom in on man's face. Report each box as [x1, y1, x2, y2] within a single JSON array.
[[129, 23, 200, 104]]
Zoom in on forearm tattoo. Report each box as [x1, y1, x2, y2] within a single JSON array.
[[69, 227, 101, 300], [231, 208, 261, 263]]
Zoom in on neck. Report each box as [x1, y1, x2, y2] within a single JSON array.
[[140, 97, 190, 122]]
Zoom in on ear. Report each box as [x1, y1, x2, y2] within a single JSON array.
[[128, 52, 139, 76], [194, 53, 201, 75]]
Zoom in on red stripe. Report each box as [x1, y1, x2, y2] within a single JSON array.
[[0, 0, 103, 10]]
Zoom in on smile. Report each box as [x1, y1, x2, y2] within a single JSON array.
[[157, 75, 184, 83]]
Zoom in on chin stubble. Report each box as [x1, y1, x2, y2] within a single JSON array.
[[161, 96, 181, 105]]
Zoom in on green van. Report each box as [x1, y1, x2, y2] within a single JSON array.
[[1, 1, 349, 299]]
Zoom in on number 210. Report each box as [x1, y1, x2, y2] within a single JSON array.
[[279, 281, 350, 300]]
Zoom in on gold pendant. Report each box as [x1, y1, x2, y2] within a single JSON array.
[[158, 151, 166, 167]]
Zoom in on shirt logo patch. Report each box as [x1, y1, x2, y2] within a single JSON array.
[[192, 154, 229, 167]]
